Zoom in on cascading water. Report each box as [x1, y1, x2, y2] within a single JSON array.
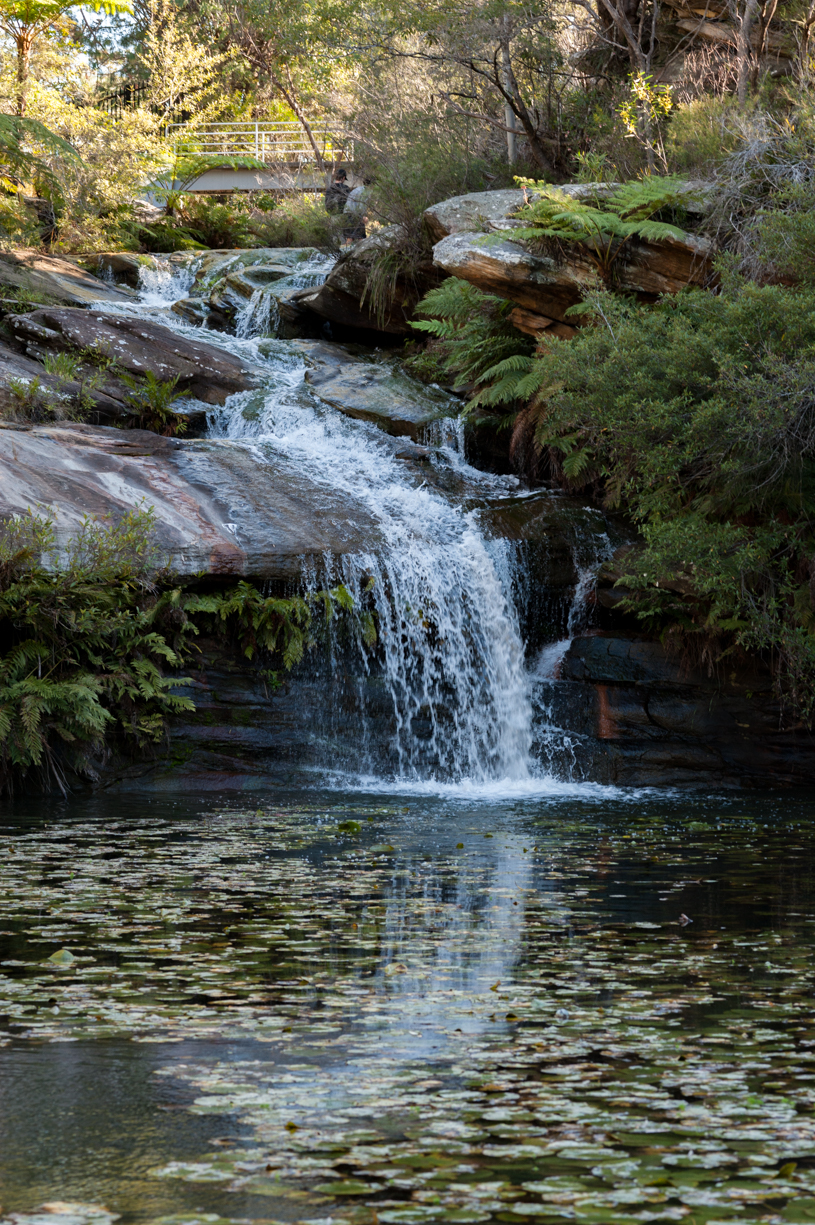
[[234, 254, 336, 339], [110, 256, 617, 788], [136, 257, 197, 306]]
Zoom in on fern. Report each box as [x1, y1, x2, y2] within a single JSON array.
[[512, 176, 694, 280], [411, 280, 533, 411], [0, 511, 369, 794]]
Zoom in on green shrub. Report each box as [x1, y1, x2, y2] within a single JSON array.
[[519, 277, 815, 716], [250, 192, 346, 252], [0, 508, 366, 793], [665, 95, 743, 176]]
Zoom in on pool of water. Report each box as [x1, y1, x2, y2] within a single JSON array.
[[2, 785, 815, 1225]]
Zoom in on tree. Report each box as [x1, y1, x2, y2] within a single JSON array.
[[204, 0, 357, 170], [0, 0, 132, 115], [356, 0, 584, 173]]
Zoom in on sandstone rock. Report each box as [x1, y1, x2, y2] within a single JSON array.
[[540, 630, 815, 786], [7, 309, 259, 404], [424, 190, 529, 244], [0, 336, 128, 422], [301, 344, 452, 439], [0, 250, 134, 307], [433, 233, 588, 321], [433, 229, 715, 322], [0, 422, 381, 581], [301, 228, 443, 335], [508, 306, 578, 339], [422, 185, 628, 243]]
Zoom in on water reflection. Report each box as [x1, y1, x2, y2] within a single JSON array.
[[1, 789, 815, 1225]]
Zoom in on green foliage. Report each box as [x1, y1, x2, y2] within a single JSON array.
[[511, 176, 693, 280], [0, 112, 79, 198], [249, 192, 345, 253], [751, 183, 815, 284], [519, 277, 815, 717], [665, 95, 743, 177], [120, 371, 190, 436], [411, 279, 532, 409], [0, 509, 367, 793]]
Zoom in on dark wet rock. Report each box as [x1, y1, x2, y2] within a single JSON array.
[[540, 631, 815, 787], [7, 308, 259, 405], [0, 422, 381, 581], [0, 250, 134, 307], [87, 251, 147, 288]]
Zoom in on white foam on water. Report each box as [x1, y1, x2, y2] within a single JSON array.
[[136, 257, 197, 307]]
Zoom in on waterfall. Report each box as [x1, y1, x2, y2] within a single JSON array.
[[210, 361, 533, 783], [136, 257, 197, 306], [235, 255, 335, 339], [116, 259, 619, 789]]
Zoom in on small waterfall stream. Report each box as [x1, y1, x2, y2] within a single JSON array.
[[114, 257, 616, 788]]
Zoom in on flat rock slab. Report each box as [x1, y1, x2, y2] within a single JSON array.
[[424, 190, 528, 243], [0, 423, 380, 580], [0, 250, 134, 306], [302, 347, 452, 439], [8, 309, 259, 405]]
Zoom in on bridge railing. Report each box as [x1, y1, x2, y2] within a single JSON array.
[[166, 120, 353, 164]]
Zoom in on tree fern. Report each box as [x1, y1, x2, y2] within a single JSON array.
[[411, 279, 533, 411]]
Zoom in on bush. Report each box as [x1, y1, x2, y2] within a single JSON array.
[[518, 277, 815, 716], [0, 508, 365, 793], [665, 95, 744, 176], [250, 192, 346, 252]]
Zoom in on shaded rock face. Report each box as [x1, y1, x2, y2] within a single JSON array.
[[299, 342, 453, 439], [538, 632, 815, 788], [0, 422, 381, 581], [300, 229, 444, 336], [7, 308, 259, 406], [0, 250, 135, 307]]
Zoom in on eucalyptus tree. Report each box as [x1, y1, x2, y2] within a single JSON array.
[[0, 0, 132, 113]]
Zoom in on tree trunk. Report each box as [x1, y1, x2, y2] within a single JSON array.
[[16, 33, 31, 117], [273, 68, 326, 172], [737, 0, 760, 105]]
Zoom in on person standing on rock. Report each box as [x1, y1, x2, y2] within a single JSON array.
[[343, 179, 370, 243], [325, 168, 351, 214]]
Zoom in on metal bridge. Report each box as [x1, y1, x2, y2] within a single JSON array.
[[166, 120, 354, 191]]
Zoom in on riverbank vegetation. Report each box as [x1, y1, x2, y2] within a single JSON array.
[[413, 116, 815, 717], [0, 508, 360, 794]]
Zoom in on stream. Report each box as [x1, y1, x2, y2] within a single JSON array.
[[2, 261, 815, 1225]]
